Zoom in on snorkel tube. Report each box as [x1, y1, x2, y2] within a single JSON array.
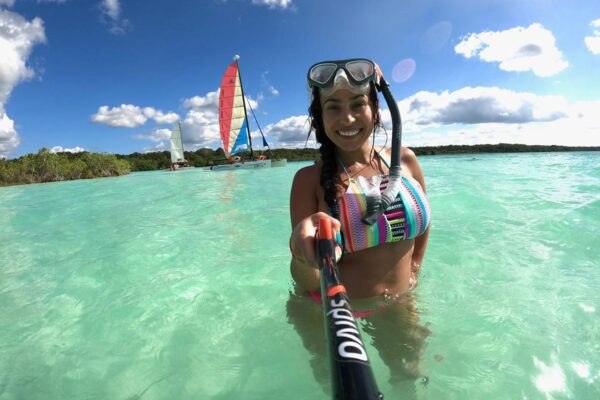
[[362, 67, 402, 226], [316, 217, 384, 400]]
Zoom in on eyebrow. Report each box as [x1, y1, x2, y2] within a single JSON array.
[[322, 94, 367, 106]]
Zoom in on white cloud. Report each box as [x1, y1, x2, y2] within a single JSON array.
[[90, 78, 264, 153], [258, 71, 280, 99], [584, 19, 600, 54], [0, 9, 46, 158], [399, 87, 568, 128], [131, 128, 171, 142], [261, 115, 312, 148], [249, 86, 600, 150], [0, 10, 46, 104], [101, 0, 120, 19], [141, 107, 179, 125], [183, 91, 220, 110], [178, 89, 263, 150], [100, 0, 129, 35], [0, 0, 15, 7], [91, 104, 147, 128], [399, 113, 599, 148], [143, 141, 166, 153], [455, 23, 568, 77], [251, 0, 293, 10], [0, 112, 19, 157], [179, 90, 221, 148], [91, 104, 179, 128], [175, 84, 600, 151], [383, 88, 600, 147], [49, 145, 85, 153], [270, 87, 600, 149]]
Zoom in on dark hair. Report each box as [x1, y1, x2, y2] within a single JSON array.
[[309, 84, 382, 212]]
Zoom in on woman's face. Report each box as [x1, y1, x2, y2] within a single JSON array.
[[320, 89, 375, 154]]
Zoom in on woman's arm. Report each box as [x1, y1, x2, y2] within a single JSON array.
[[289, 165, 324, 291]]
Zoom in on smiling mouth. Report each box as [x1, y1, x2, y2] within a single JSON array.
[[338, 129, 361, 137]]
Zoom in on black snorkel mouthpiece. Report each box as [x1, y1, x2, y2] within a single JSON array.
[[362, 74, 403, 226]]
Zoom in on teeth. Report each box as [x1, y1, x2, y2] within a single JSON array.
[[338, 129, 360, 137]]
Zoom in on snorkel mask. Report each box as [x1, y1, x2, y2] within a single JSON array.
[[308, 58, 403, 225], [308, 59, 375, 96], [321, 69, 370, 97]]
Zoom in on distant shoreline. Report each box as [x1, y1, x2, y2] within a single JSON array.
[[410, 143, 600, 156], [1, 144, 598, 187], [116, 143, 600, 172]]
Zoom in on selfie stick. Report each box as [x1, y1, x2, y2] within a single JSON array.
[[316, 217, 384, 399]]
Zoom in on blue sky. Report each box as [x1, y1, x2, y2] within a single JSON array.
[[1, 0, 599, 158]]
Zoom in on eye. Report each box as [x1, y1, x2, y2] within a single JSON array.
[[352, 101, 368, 109]]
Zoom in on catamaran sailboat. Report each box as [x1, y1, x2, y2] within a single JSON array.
[[169, 122, 190, 171], [211, 55, 286, 171]]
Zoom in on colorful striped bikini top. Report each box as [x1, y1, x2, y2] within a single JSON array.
[[333, 153, 430, 254]]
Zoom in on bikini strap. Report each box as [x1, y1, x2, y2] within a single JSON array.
[[374, 148, 403, 172], [374, 149, 390, 169], [335, 154, 352, 182], [337, 149, 393, 178]]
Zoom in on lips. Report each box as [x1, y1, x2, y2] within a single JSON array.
[[338, 129, 361, 137]]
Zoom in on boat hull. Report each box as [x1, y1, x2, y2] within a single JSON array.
[[271, 158, 287, 168], [210, 159, 271, 171]]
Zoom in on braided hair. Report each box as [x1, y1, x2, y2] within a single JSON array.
[[308, 84, 382, 214]]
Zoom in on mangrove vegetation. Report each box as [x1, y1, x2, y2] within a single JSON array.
[[0, 148, 131, 186], [1, 144, 598, 186]]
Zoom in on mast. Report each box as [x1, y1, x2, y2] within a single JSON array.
[[233, 55, 254, 161], [170, 121, 185, 164], [247, 101, 275, 159], [178, 122, 184, 155], [179, 122, 187, 164]]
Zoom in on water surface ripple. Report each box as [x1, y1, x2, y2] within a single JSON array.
[[1, 153, 599, 399]]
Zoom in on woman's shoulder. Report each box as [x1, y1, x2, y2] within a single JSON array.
[[290, 161, 323, 215], [377, 146, 420, 179], [400, 146, 418, 163], [376, 146, 418, 163], [292, 161, 322, 186]]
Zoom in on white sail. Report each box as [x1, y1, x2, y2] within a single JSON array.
[[170, 122, 185, 163]]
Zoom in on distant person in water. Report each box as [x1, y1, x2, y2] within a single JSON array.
[[287, 58, 431, 394]]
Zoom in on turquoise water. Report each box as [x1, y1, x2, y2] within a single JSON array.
[[1, 152, 599, 399]]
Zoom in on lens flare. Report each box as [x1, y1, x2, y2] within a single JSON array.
[[392, 59, 416, 83], [420, 21, 453, 54]]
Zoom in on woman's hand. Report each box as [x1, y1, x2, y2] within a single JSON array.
[[290, 212, 342, 267]]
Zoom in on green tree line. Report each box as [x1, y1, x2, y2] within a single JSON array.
[[116, 147, 320, 171], [2, 144, 598, 186], [116, 143, 599, 171], [411, 143, 600, 155], [0, 148, 130, 186]]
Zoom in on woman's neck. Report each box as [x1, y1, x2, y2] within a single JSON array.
[[337, 145, 376, 168], [337, 146, 383, 177]]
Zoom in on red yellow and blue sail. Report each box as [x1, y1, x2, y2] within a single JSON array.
[[219, 59, 249, 158]]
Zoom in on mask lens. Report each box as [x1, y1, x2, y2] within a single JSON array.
[[309, 63, 338, 86], [345, 60, 374, 83]]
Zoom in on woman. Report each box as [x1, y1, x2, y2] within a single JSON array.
[[287, 58, 431, 390]]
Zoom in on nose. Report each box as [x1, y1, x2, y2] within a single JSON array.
[[340, 108, 356, 125]]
